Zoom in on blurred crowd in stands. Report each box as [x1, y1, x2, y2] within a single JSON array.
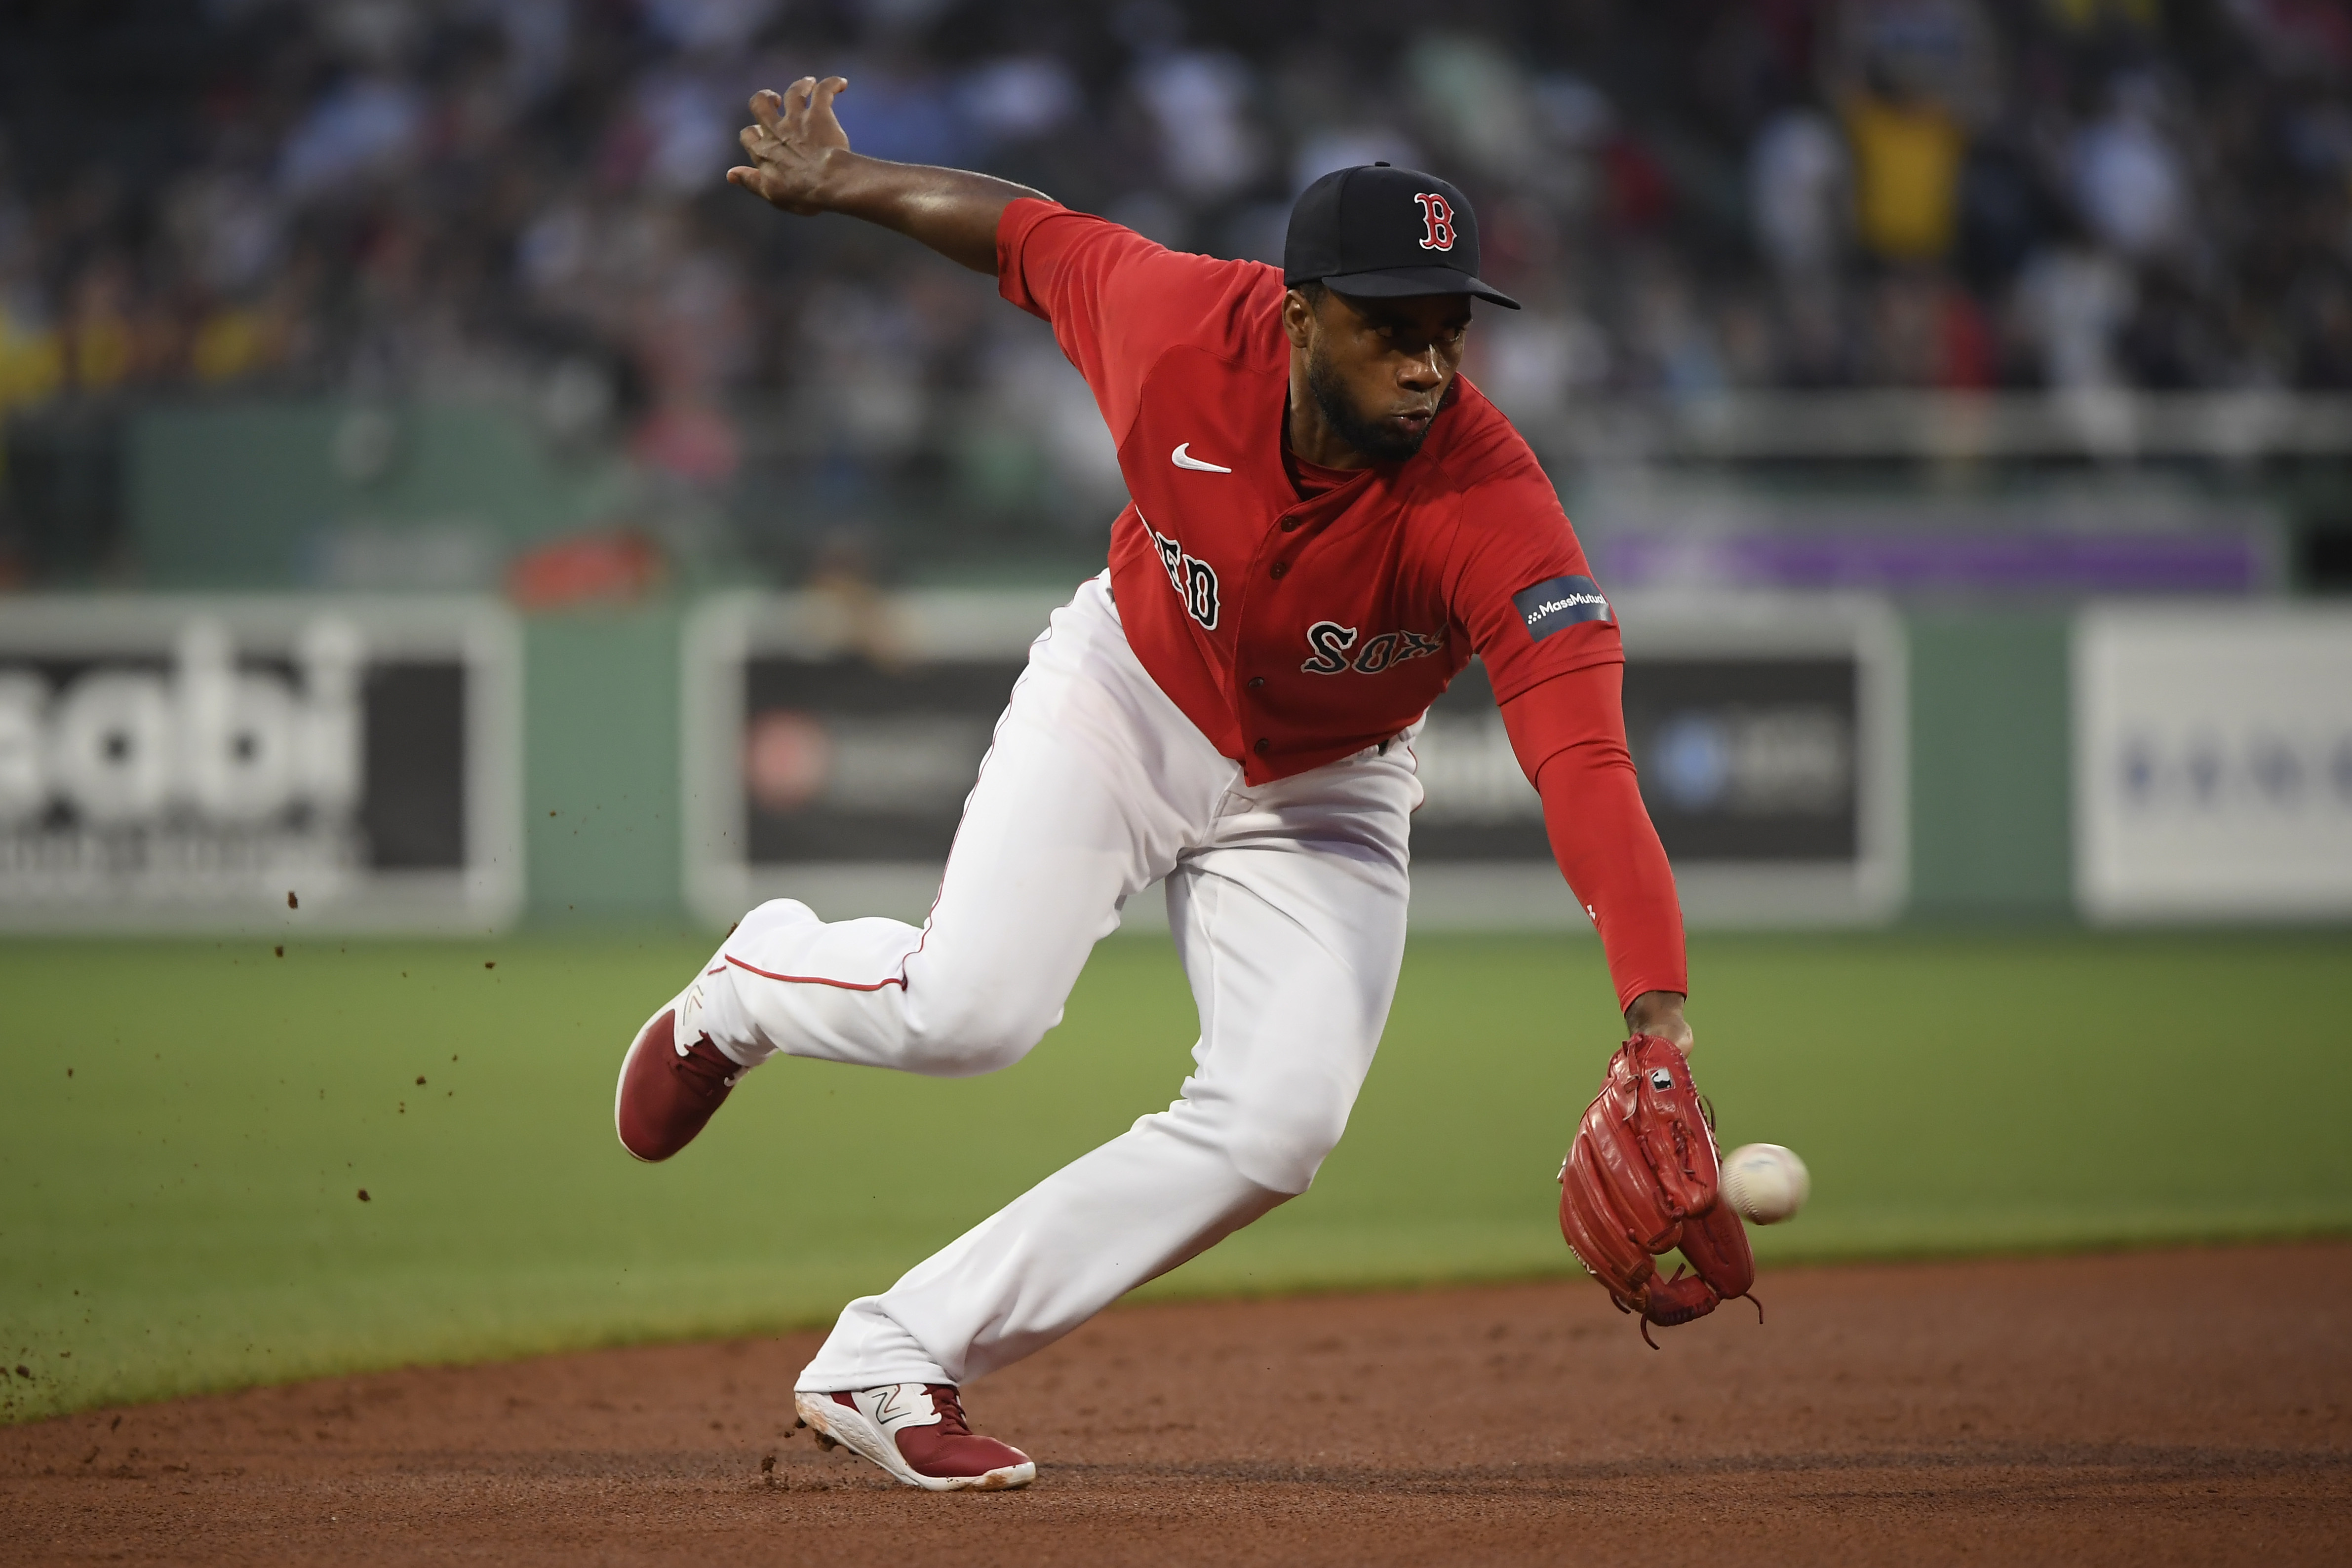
[[4, 0, 2352, 574]]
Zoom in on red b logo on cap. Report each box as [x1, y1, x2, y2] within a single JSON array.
[[1413, 192, 1455, 252]]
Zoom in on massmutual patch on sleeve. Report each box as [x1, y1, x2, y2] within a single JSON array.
[[1512, 574, 1612, 639]]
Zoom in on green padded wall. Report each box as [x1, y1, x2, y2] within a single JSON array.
[[1904, 611, 2074, 921], [523, 607, 686, 926], [128, 401, 619, 588]]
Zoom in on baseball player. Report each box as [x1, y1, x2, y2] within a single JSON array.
[[616, 78, 1701, 1492]]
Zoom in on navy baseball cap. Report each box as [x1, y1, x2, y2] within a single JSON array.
[[1283, 163, 1520, 309]]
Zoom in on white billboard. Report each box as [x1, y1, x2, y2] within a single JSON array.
[[0, 596, 522, 931], [2075, 605, 2352, 920]]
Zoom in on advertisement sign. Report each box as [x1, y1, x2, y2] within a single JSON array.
[[1408, 593, 1907, 926], [681, 588, 1066, 927], [2075, 606, 2352, 920], [683, 587, 1905, 930], [0, 597, 522, 931]]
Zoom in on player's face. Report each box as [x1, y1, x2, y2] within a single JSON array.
[[1297, 289, 1473, 462]]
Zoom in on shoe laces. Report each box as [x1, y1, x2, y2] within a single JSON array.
[[671, 1035, 742, 1094], [926, 1385, 974, 1438]]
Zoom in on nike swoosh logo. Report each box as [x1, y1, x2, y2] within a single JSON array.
[[1171, 443, 1232, 473]]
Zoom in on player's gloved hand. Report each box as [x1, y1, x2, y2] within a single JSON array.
[[1557, 1033, 1758, 1346]]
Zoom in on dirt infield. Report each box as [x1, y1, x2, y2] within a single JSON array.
[[7, 1243, 2348, 1566]]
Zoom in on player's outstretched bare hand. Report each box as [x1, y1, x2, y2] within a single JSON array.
[[719, 77, 1041, 271], [729, 78, 852, 217]]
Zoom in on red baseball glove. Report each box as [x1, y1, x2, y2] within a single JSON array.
[[1557, 1033, 1758, 1346]]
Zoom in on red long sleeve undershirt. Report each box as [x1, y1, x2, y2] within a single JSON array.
[[1495, 662, 1687, 1012]]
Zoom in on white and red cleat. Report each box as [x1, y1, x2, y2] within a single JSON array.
[[614, 979, 747, 1162], [794, 1384, 1036, 1491]]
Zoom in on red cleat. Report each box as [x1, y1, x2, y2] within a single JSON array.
[[614, 995, 745, 1162], [795, 1384, 1036, 1491]]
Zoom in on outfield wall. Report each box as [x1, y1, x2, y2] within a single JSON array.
[[512, 594, 2080, 930], [508, 593, 2352, 929], [1904, 610, 2074, 923], [4, 592, 2345, 930]]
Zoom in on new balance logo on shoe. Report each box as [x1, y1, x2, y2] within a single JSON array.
[[855, 1383, 944, 1435], [795, 1385, 1037, 1492]]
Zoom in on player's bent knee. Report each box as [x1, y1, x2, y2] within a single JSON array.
[[1223, 1094, 1355, 1196], [922, 1031, 1036, 1077], [898, 995, 1058, 1077]]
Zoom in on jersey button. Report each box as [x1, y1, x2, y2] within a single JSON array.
[[1247, 676, 1265, 689], [1270, 561, 1289, 578], [1253, 738, 1271, 756], [1280, 517, 1302, 532]]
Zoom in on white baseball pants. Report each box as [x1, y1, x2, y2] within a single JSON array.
[[685, 574, 1421, 1391]]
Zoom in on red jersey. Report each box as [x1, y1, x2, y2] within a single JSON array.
[[997, 198, 1622, 786], [997, 198, 1685, 1010]]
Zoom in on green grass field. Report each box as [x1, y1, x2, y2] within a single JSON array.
[[3, 929, 2349, 1424]]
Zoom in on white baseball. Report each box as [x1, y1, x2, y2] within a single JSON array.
[[1720, 1143, 1810, 1224]]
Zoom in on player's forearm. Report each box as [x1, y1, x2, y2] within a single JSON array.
[[1496, 667, 1689, 1013], [1534, 746, 1689, 1011], [810, 153, 1045, 274]]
